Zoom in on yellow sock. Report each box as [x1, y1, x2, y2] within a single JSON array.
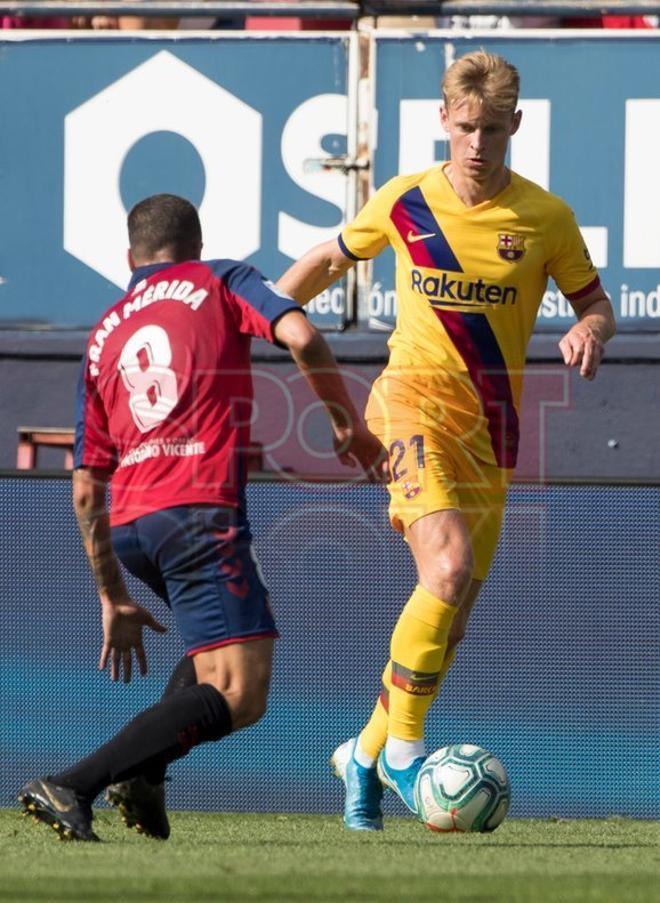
[[387, 585, 457, 741], [358, 635, 459, 759], [358, 662, 392, 761], [437, 646, 457, 687]]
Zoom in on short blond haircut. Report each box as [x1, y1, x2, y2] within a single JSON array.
[[442, 50, 520, 115]]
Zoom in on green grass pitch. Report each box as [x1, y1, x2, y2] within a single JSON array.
[[2, 810, 658, 902]]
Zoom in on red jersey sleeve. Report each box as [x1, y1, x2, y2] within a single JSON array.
[[73, 357, 117, 471]]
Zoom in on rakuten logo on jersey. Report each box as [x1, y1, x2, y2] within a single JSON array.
[[411, 269, 518, 308]]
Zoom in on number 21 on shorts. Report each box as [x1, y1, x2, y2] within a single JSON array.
[[389, 434, 425, 482], [118, 324, 179, 432]]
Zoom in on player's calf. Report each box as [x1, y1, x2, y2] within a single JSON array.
[[49, 683, 233, 805]]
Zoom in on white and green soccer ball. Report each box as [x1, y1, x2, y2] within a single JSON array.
[[414, 744, 510, 833]]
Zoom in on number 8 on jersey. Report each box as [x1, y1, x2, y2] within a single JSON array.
[[118, 324, 179, 433]]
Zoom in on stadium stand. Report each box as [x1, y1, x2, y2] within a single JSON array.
[[16, 427, 74, 470]]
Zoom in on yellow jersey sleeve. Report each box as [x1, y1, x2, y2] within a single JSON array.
[[338, 177, 402, 260], [545, 202, 601, 300]]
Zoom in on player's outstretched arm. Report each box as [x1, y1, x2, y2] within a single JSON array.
[[276, 238, 355, 305], [73, 467, 167, 682], [560, 287, 616, 381], [274, 311, 389, 481]]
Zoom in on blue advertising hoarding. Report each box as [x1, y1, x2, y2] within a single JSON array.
[[0, 32, 659, 333], [1, 477, 659, 817], [368, 32, 660, 332], [0, 34, 354, 329]]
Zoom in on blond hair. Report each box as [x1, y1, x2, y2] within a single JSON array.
[[442, 50, 520, 115]]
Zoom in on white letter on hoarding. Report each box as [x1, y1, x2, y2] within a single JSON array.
[[278, 94, 348, 261], [579, 227, 608, 269], [64, 51, 262, 288], [510, 100, 551, 190], [624, 99, 660, 268], [399, 100, 445, 173]]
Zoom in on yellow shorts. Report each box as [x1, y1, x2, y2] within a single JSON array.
[[368, 418, 511, 582]]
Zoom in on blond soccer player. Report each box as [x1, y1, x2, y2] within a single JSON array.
[[278, 50, 616, 830]]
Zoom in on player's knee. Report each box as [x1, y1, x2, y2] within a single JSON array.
[[223, 683, 269, 731], [426, 554, 473, 603]]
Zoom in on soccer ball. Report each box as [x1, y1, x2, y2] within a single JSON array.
[[414, 744, 510, 833]]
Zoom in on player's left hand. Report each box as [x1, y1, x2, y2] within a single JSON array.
[[333, 424, 390, 482], [558, 323, 604, 381], [99, 599, 168, 683]]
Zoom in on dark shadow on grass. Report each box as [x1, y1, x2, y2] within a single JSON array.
[[182, 839, 658, 850]]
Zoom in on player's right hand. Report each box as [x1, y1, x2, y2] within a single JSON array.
[[99, 599, 168, 683], [332, 423, 390, 483], [558, 322, 605, 381]]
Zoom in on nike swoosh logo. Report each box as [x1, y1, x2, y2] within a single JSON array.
[[41, 782, 74, 812], [407, 230, 436, 243]]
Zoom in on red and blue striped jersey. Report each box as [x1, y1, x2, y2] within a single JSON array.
[[75, 259, 301, 525]]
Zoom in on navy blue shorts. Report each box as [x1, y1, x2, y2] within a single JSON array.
[[111, 505, 278, 656]]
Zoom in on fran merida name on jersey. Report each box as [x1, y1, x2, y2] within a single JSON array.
[[88, 278, 210, 376]]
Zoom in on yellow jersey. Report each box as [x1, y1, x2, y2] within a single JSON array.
[[339, 164, 600, 468]]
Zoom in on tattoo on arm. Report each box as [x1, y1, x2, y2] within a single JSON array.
[[74, 490, 127, 601]]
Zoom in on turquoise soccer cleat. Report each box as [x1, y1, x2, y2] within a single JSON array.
[[330, 738, 384, 831], [377, 751, 425, 816]]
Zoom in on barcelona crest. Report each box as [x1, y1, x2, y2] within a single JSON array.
[[402, 480, 421, 500], [497, 233, 526, 262]]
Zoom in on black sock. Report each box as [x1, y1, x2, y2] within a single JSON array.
[[140, 655, 198, 785], [162, 655, 197, 699], [52, 684, 232, 801]]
